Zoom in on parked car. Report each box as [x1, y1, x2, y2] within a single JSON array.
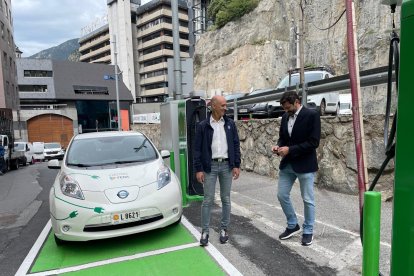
[[48, 131, 183, 244], [32, 142, 45, 162], [276, 68, 340, 116], [339, 94, 352, 115], [44, 142, 65, 161], [224, 92, 247, 118], [14, 142, 35, 165], [237, 88, 271, 119]]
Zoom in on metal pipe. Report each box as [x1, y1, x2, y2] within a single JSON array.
[[346, 0, 367, 215], [113, 35, 121, 131]]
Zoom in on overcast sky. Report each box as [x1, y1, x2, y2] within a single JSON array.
[[11, 0, 108, 57]]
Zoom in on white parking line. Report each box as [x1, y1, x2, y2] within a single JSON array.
[[16, 217, 241, 276], [15, 220, 52, 276], [181, 216, 243, 276]]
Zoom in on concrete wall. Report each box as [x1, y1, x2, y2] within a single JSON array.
[[132, 115, 394, 197]]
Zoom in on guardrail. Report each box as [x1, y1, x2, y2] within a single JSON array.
[[227, 65, 395, 109]]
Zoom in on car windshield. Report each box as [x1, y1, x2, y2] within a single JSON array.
[[66, 135, 158, 166], [14, 143, 25, 151], [340, 103, 351, 109], [45, 143, 61, 149], [277, 72, 324, 88]]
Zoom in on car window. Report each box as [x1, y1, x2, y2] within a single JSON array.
[[44, 143, 61, 149], [66, 135, 157, 166], [277, 72, 325, 88], [14, 143, 25, 151]]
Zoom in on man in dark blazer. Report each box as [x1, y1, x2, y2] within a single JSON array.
[[271, 91, 321, 246]]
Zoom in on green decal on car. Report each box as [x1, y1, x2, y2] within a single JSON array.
[[66, 173, 100, 179], [50, 210, 78, 221], [52, 187, 105, 214]]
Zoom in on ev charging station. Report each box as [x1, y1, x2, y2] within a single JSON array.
[[160, 98, 207, 206], [390, 0, 414, 274]]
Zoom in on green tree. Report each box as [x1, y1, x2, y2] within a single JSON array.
[[208, 0, 258, 29]]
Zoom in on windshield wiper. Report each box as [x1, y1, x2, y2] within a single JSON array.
[[114, 160, 143, 164], [67, 163, 92, 167], [133, 139, 148, 153]]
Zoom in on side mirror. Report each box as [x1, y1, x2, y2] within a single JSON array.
[[160, 150, 170, 159], [48, 159, 61, 169]]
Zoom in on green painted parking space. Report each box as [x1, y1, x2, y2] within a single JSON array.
[[60, 247, 225, 276], [21, 219, 242, 275], [30, 223, 196, 273]]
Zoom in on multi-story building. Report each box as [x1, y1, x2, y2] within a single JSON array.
[[16, 59, 133, 147], [79, 24, 111, 64], [135, 0, 190, 103], [79, 0, 211, 104], [0, 0, 18, 110]]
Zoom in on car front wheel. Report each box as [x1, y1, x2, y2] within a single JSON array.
[[319, 99, 326, 116]]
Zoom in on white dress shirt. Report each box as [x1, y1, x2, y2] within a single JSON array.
[[210, 116, 228, 159], [288, 105, 303, 137]]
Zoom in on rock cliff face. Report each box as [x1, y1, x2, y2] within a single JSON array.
[[194, 0, 400, 96]]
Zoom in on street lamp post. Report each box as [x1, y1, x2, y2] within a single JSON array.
[[112, 35, 122, 131]]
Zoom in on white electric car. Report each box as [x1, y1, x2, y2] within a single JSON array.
[[48, 131, 182, 244]]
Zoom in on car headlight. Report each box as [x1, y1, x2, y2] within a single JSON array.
[[157, 165, 171, 190], [60, 175, 85, 200]]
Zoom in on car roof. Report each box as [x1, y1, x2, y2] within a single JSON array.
[[73, 131, 145, 141]]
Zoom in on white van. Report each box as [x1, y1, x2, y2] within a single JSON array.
[[339, 94, 352, 115], [14, 142, 35, 165], [32, 142, 45, 162]]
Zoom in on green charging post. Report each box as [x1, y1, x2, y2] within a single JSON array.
[[362, 191, 381, 276]]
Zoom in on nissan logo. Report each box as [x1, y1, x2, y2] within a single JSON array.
[[117, 190, 129, 199]]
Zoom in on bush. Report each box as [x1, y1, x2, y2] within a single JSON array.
[[208, 0, 259, 29]]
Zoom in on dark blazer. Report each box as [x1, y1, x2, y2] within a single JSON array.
[[194, 114, 241, 173], [278, 106, 321, 173]]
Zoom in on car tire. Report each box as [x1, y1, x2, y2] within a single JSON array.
[[54, 234, 66, 246], [319, 99, 326, 116]]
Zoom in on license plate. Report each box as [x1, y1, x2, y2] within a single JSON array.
[[240, 109, 247, 113], [112, 211, 140, 224]]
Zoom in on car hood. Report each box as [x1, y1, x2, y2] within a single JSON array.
[[61, 159, 164, 192], [45, 148, 62, 153]]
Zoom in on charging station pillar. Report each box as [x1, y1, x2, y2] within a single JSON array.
[[391, 1, 414, 274], [160, 98, 207, 206]]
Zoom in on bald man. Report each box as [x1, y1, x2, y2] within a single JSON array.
[[194, 95, 241, 246]]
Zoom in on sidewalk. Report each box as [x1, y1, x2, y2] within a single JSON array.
[[228, 171, 392, 275]]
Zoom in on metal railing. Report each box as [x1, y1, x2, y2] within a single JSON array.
[[227, 66, 394, 110]]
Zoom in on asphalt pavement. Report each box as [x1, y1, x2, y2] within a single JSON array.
[[184, 170, 393, 276], [0, 163, 393, 275]]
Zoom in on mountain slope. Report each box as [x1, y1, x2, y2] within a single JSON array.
[[29, 38, 80, 61]]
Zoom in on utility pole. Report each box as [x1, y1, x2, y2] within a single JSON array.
[[112, 35, 122, 131], [171, 0, 183, 100], [299, 0, 305, 86]]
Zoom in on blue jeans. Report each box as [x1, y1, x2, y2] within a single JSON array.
[[201, 161, 233, 234], [277, 164, 315, 234]]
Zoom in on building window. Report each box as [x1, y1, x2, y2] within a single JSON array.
[[1, 21, 4, 39], [18, 85, 48, 92], [73, 85, 109, 95], [23, 70, 53, 77], [142, 45, 161, 55], [143, 82, 167, 90], [143, 69, 167, 79]]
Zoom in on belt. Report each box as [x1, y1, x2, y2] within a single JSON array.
[[212, 158, 229, 162]]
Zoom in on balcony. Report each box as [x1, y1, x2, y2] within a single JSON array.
[[140, 75, 167, 85], [138, 36, 190, 50], [79, 44, 111, 61], [137, 9, 188, 26], [139, 62, 168, 74], [139, 22, 189, 38], [140, 87, 168, 96], [138, 49, 189, 63], [79, 33, 110, 52]]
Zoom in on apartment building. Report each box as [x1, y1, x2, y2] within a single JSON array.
[[0, 0, 18, 110], [135, 0, 190, 103], [79, 24, 111, 64]]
